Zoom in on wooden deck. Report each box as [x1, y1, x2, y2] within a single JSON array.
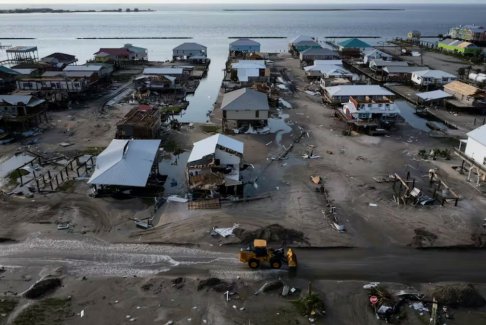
[[188, 198, 221, 210]]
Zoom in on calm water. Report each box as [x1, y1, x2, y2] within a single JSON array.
[[1, 3, 485, 122]]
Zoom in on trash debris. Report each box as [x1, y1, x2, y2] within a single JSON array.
[[363, 282, 380, 289], [411, 302, 429, 313], [171, 277, 184, 289], [59, 142, 74, 147], [255, 280, 284, 295], [57, 223, 70, 230], [311, 176, 321, 185], [234, 224, 305, 244], [369, 203, 378, 207], [210, 223, 239, 238], [80, 310, 85, 318], [167, 195, 188, 203], [282, 285, 290, 296]]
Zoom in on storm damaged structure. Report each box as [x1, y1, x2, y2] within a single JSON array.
[[186, 134, 244, 201], [115, 104, 161, 139]]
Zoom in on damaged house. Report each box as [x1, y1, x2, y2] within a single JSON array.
[[222, 88, 270, 131], [116, 104, 161, 139], [0, 95, 48, 131], [88, 139, 162, 193], [186, 133, 244, 199]]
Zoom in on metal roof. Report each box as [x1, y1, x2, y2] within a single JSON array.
[[0, 66, 20, 76], [300, 47, 338, 56], [221, 88, 269, 111], [64, 64, 104, 72], [88, 139, 161, 187], [11, 68, 36, 75], [0, 95, 45, 107], [230, 38, 261, 46], [444, 81, 480, 97], [290, 35, 314, 44], [231, 60, 266, 69], [363, 48, 392, 57], [338, 38, 371, 49], [467, 124, 486, 147], [416, 90, 452, 101], [173, 42, 207, 51], [383, 66, 429, 74], [143, 67, 184, 75], [325, 85, 394, 97], [370, 60, 408, 67], [6, 46, 37, 53], [413, 70, 457, 79], [188, 134, 243, 163]]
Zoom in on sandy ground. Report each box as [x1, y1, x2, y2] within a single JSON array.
[[1, 55, 486, 324]]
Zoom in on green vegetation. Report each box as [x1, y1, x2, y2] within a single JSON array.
[[0, 297, 18, 323], [80, 147, 103, 156], [161, 104, 186, 115], [292, 292, 325, 318], [13, 298, 71, 325], [57, 180, 76, 193], [7, 169, 29, 186], [418, 148, 451, 160], [163, 139, 184, 155], [200, 124, 221, 134]]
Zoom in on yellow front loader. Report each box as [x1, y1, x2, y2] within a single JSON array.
[[239, 239, 298, 270]]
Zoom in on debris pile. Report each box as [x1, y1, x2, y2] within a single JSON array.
[[197, 278, 234, 293], [292, 292, 325, 322], [233, 224, 306, 244], [410, 228, 438, 247], [430, 284, 486, 308], [23, 277, 62, 299]]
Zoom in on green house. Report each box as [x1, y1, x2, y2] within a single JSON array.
[[338, 38, 371, 51], [438, 39, 481, 56]]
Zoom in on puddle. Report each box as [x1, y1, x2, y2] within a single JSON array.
[[396, 100, 448, 132], [158, 152, 190, 196], [268, 111, 293, 145]]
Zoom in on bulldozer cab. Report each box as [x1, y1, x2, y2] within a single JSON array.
[[253, 239, 268, 257]]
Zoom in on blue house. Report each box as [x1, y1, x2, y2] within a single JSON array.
[[230, 39, 261, 53], [293, 40, 322, 53]]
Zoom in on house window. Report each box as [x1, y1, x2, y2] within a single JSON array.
[[255, 110, 259, 118], [483, 157, 486, 166], [223, 111, 226, 118]]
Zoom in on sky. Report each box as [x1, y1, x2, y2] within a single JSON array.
[[0, 0, 485, 4]]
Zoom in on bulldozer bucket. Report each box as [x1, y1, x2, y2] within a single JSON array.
[[286, 248, 298, 269]]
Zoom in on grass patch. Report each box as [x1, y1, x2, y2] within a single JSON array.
[[0, 297, 18, 323], [7, 169, 29, 186], [161, 104, 186, 115], [200, 124, 220, 134], [291, 292, 325, 318], [163, 139, 184, 154], [13, 298, 71, 325], [57, 180, 76, 193], [80, 147, 103, 156]]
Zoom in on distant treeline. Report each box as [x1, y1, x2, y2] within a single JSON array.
[[0, 8, 155, 14]]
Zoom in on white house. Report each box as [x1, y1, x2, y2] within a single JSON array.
[[304, 60, 343, 78], [411, 70, 457, 87], [362, 49, 393, 65], [461, 125, 486, 166], [222, 88, 269, 129], [88, 139, 161, 188], [186, 133, 244, 196], [341, 97, 401, 122], [322, 85, 395, 104], [173, 42, 207, 60], [231, 60, 267, 82], [305, 64, 353, 79]]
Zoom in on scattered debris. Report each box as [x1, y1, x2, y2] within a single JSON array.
[[210, 223, 240, 238], [368, 203, 378, 207], [430, 284, 486, 307], [197, 278, 233, 293], [167, 195, 188, 203], [311, 176, 321, 185], [411, 228, 438, 247], [255, 280, 284, 295], [363, 282, 380, 289], [171, 277, 184, 289]]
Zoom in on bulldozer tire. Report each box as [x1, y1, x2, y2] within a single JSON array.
[[270, 258, 282, 269], [248, 259, 260, 269]]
